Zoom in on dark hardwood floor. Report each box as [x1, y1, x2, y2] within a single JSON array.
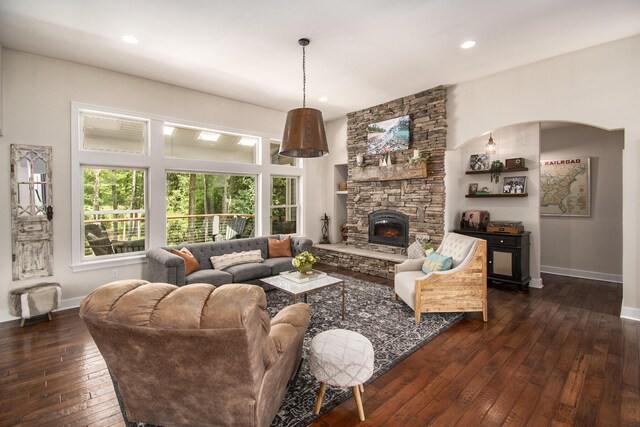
[[1, 267, 638, 426]]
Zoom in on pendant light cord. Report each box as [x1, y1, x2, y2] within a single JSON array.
[[302, 44, 306, 108]]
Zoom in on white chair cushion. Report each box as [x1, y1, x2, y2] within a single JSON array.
[[394, 271, 427, 310], [309, 329, 374, 388], [436, 233, 477, 267]]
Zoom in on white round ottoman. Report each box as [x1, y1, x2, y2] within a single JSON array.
[[309, 329, 374, 421]]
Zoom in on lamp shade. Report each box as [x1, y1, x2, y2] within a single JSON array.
[[280, 107, 329, 158]]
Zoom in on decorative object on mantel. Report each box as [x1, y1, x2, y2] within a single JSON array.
[[356, 154, 364, 165], [351, 161, 427, 182], [485, 133, 497, 154], [468, 154, 490, 171], [279, 38, 329, 158], [320, 213, 330, 244], [292, 251, 318, 274], [366, 115, 410, 155], [406, 151, 428, 166]]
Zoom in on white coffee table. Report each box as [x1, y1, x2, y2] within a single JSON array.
[[261, 273, 346, 319]]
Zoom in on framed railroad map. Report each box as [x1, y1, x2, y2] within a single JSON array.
[[540, 157, 590, 217]]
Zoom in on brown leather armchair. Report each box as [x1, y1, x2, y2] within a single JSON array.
[[80, 279, 310, 427]]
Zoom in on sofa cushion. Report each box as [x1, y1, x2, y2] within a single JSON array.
[[394, 271, 426, 310], [263, 257, 294, 275], [210, 250, 263, 270], [268, 236, 292, 258], [225, 263, 273, 283], [421, 252, 453, 275], [171, 247, 200, 275], [185, 269, 233, 286], [183, 237, 269, 268], [437, 233, 477, 267]]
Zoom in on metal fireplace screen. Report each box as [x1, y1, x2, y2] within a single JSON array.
[[369, 210, 409, 248]]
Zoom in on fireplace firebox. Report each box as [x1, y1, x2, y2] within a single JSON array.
[[369, 210, 409, 248]]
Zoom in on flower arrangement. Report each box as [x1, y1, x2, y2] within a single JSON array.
[[292, 251, 317, 274]]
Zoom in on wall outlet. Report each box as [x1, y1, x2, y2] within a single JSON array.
[[111, 269, 119, 279]]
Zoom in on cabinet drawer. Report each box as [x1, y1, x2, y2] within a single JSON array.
[[486, 235, 518, 247]]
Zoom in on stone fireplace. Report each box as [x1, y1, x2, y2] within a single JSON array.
[[369, 210, 409, 248], [345, 86, 447, 255], [312, 86, 446, 278]]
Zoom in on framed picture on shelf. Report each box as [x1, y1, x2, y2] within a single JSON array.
[[502, 176, 527, 194], [468, 154, 490, 171], [468, 183, 478, 195]]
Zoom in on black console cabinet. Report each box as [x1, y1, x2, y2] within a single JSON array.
[[453, 229, 531, 290]]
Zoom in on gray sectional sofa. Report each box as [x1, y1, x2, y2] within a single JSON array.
[[146, 235, 313, 286]]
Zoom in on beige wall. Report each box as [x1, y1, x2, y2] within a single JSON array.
[[445, 35, 640, 320], [540, 124, 623, 279], [449, 123, 541, 285], [0, 49, 287, 321]]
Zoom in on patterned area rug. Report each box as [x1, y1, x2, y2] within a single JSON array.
[[268, 273, 463, 427]]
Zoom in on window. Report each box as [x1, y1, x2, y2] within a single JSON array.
[[164, 124, 259, 164], [80, 111, 147, 154], [270, 139, 297, 166], [83, 168, 146, 257], [166, 172, 256, 245], [271, 176, 298, 234]]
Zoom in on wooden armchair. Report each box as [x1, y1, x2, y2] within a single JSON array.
[[394, 233, 487, 323]]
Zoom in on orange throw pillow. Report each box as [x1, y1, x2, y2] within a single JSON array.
[[268, 236, 292, 258], [170, 247, 200, 275]]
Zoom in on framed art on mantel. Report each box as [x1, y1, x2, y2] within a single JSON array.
[[540, 157, 590, 217]]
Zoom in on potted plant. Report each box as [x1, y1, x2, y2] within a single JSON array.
[[292, 251, 317, 275], [489, 160, 504, 186]]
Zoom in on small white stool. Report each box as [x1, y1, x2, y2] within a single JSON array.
[[309, 329, 374, 421], [8, 282, 61, 327]]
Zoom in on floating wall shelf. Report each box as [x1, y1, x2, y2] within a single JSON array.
[[465, 193, 528, 198], [465, 167, 528, 175]]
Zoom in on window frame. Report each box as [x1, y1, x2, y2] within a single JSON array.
[[81, 166, 148, 260], [71, 102, 305, 272], [270, 175, 300, 235]]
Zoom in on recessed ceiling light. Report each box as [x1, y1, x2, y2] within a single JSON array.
[[122, 35, 139, 44], [460, 40, 476, 49], [197, 131, 221, 142], [238, 137, 257, 147], [163, 126, 175, 136], [318, 96, 329, 102]]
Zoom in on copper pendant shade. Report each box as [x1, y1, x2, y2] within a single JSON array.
[[280, 38, 329, 158]]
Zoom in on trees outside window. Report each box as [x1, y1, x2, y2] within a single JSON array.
[[166, 172, 256, 245], [271, 177, 298, 235], [83, 168, 146, 257]]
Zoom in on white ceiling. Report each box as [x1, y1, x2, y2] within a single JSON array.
[[1, 0, 639, 121]]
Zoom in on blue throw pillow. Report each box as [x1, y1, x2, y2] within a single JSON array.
[[421, 252, 453, 275]]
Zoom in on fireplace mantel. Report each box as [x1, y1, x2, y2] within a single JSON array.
[[351, 162, 427, 182]]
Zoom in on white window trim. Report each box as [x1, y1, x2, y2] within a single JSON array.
[[270, 175, 301, 235], [71, 102, 304, 271]]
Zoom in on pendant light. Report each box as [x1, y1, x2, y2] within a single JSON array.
[[280, 38, 329, 158], [485, 133, 496, 154]]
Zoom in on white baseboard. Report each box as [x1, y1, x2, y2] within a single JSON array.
[[0, 295, 85, 324], [529, 278, 543, 289], [540, 265, 622, 283], [621, 306, 640, 322]]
